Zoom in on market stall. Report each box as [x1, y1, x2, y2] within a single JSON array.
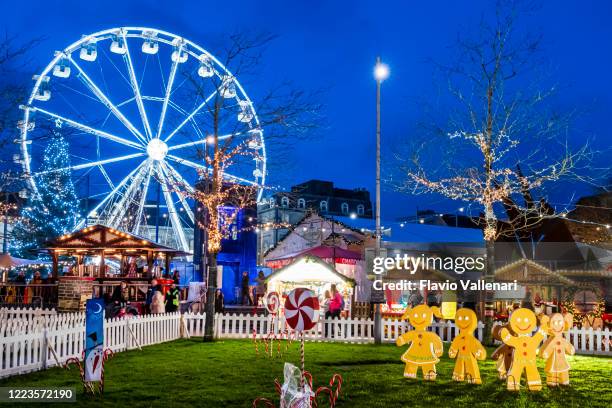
[[40, 224, 189, 311], [265, 254, 355, 317]]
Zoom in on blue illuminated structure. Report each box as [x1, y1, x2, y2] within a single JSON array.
[[193, 203, 258, 304]]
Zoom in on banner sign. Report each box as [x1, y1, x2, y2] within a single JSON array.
[[84, 298, 105, 382]]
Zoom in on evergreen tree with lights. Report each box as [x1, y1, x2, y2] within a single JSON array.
[[11, 132, 80, 258]]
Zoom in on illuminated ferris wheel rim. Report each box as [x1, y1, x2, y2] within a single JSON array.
[[19, 27, 267, 252], [20, 26, 267, 199]]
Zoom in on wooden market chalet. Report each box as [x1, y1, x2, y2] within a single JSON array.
[[42, 224, 188, 279]]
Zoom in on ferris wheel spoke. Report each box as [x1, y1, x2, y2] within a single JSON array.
[[98, 164, 115, 190], [156, 165, 190, 252], [121, 31, 153, 140], [160, 162, 195, 224], [164, 89, 218, 143], [166, 154, 257, 186], [75, 160, 147, 230], [107, 161, 152, 228], [133, 164, 153, 234], [66, 54, 148, 145], [166, 129, 255, 152], [31, 107, 144, 150], [32, 152, 145, 176], [155, 44, 181, 140]]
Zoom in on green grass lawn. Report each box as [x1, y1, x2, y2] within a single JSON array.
[[0, 339, 610, 407]]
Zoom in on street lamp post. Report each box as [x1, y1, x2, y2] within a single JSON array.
[[373, 57, 389, 344]]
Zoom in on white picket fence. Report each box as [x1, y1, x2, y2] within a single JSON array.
[[1, 310, 610, 379], [0, 312, 190, 379], [1, 309, 84, 336], [0, 307, 57, 323]]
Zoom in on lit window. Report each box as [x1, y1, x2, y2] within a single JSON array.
[[281, 196, 289, 207], [297, 198, 306, 209], [320, 200, 328, 212], [357, 204, 364, 215], [341, 202, 349, 214], [269, 197, 275, 208]]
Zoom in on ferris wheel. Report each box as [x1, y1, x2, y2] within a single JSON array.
[[19, 27, 266, 253]]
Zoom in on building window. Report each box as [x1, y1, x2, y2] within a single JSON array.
[[269, 197, 275, 208], [320, 200, 328, 212], [357, 204, 364, 215], [341, 202, 349, 214], [281, 196, 289, 207], [297, 198, 306, 209]]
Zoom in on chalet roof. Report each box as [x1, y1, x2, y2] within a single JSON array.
[[265, 254, 356, 286], [495, 258, 579, 285], [41, 224, 189, 255], [267, 245, 362, 262]]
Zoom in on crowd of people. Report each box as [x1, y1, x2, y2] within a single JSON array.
[[1, 270, 56, 306], [239, 270, 267, 306]]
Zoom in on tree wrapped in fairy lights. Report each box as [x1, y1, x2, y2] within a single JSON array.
[[166, 32, 321, 341], [394, 3, 596, 343], [11, 132, 80, 257]]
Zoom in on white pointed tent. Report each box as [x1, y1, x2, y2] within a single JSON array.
[[265, 254, 355, 287], [265, 255, 355, 316]]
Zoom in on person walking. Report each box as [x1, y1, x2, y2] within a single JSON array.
[[145, 279, 159, 314], [151, 284, 165, 314], [31, 271, 43, 304], [328, 284, 343, 319], [255, 270, 266, 306], [214, 289, 225, 314], [165, 283, 180, 313], [14, 271, 26, 303], [327, 284, 344, 338], [241, 271, 251, 305]]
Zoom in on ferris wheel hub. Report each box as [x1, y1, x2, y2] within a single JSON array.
[[146, 138, 168, 161]]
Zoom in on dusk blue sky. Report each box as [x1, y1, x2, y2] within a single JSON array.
[[2, 0, 611, 220]]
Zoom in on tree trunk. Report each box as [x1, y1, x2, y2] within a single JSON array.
[[203, 252, 218, 342], [482, 238, 496, 345]]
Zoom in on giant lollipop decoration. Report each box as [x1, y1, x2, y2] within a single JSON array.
[[284, 288, 320, 332], [254, 288, 343, 407], [285, 288, 320, 396], [266, 291, 281, 314]]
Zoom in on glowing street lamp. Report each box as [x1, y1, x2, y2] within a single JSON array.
[[373, 56, 389, 345], [374, 61, 390, 81]]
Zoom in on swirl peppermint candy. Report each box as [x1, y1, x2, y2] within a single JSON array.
[[284, 288, 320, 332], [265, 291, 280, 314]]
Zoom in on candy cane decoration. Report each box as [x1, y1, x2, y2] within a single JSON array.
[[64, 348, 114, 395], [253, 371, 344, 408]]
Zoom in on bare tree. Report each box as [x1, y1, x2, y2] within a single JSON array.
[[166, 32, 322, 341], [0, 34, 43, 192], [0, 34, 44, 252], [394, 2, 598, 342]]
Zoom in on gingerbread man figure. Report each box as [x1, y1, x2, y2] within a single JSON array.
[[491, 323, 515, 380], [396, 304, 444, 380], [539, 313, 575, 386], [500, 308, 549, 391], [448, 308, 486, 384]]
